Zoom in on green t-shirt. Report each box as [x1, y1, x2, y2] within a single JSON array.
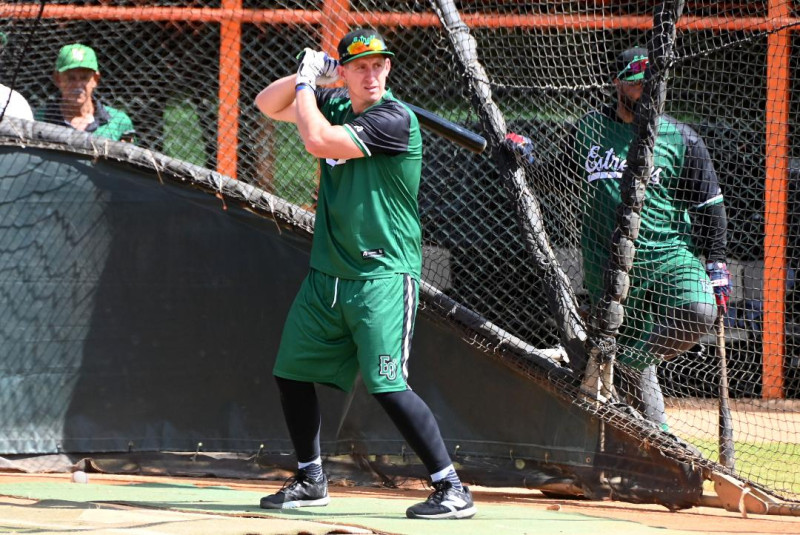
[[310, 88, 423, 280], [35, 98, 136, 142], [571, 107, 723, 298]]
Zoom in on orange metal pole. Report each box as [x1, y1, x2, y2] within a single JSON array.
[[3, 4, 798, 32], [321, 0, 350, 57], [218, 0, 242, 179], [762, 1, 791, 399], [0, 4, 321, 23]]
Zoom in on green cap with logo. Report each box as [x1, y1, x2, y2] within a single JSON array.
[[616, 47, 648, 82], [55, 43, 99, 73], [337, 29, 394, 65]]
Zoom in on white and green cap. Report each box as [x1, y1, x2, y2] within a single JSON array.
[[56, 43, 99, 73]]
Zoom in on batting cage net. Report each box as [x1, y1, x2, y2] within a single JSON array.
[[1, 0, 800, 506]]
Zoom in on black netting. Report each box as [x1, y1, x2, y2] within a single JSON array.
[[2, 0, 799, 504]]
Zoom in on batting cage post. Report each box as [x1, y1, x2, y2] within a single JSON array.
[[429, 0, 588, 380], [710, 471, 800, 517]]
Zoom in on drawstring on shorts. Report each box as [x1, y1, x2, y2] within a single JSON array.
[[331, 277, 339, 308]]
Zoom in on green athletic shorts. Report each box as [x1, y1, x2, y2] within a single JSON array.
[[591, 249, 715, 370], [273, 269, 418, 393]]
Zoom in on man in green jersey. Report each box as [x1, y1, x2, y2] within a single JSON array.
[[508, 48, 732, 431], [254, 29, 476, 520], [36, 43, 136, 143]]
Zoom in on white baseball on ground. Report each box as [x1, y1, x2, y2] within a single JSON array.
[[71, 470, 88, 483]]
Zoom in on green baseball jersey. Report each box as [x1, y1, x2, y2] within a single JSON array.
[[571, 106, 723, 298], [311, 87, 423, 280], [36, 98, 136, 142]]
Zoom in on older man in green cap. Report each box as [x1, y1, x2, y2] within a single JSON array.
[[36, 43, 136, 142]]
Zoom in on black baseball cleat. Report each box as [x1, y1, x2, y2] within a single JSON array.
[[259, 469, 330, 509], [406, 481, 477, 519]]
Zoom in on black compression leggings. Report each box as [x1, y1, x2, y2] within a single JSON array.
[[275, 376, 452, 474], [645, 300, 716, 361], [274, 376, 321, 463], [618, 300, 716, 426], [373, 389, 452, 475]]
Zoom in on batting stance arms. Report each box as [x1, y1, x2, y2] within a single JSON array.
[[255, 55, 363, 160], [254, 30, 477, 520]]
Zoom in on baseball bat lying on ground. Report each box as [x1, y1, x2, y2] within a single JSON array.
[[400, 101, 487, 154]]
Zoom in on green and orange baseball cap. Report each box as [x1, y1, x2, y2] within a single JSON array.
[[337, 29, 394, 65], [616, 47, 648, 82], [55, 43, 99, 73]]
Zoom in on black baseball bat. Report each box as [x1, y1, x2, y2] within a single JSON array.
[[717, 308, 736, 470], [400, 101, 487, 154]]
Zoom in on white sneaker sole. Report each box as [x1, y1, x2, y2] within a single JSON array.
[[260, 495, 330, 509], [406, 504, 477, 519]]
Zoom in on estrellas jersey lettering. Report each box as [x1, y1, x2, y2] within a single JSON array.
[[571, 107, 723, 298]]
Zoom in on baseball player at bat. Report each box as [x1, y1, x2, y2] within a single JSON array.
[[254, 29, 476, 519], [507, 48, 731, 431]]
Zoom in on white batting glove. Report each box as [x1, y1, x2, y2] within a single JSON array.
[[296, 48, 327, 90], [316, 54, 340, 86]]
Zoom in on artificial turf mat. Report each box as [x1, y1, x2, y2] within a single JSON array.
[[0, 480, 698, 535]]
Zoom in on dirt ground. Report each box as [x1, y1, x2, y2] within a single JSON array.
[[666, 398, 800, 442], [1, 472, 799, 535]]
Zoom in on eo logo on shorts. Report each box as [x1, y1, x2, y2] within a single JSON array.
[[378, 355, 397, 381]]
